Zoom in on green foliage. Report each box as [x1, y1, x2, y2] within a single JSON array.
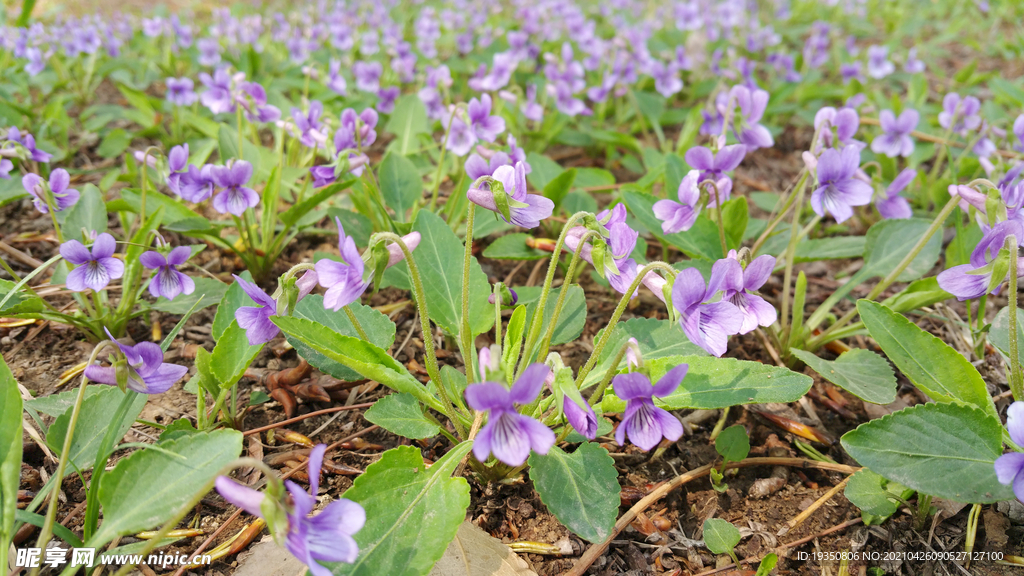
[[379, 153, 423, 221], [0, 358, 22, 567], [516, 285, 587, 347], [482, 232, 548, 260], [703, 518, 742, 559], [364, 393, 441, 440], [45, 387, 148, 477], [791, 349, 897, 405], [715, 425, 750, 464], [292, 296, 397, 381], [528, 443, 620, 543]]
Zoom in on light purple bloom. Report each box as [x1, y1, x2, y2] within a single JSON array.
[[939, 93, 982, 136], [141, 246, 195, 300], [467, 161, 553, 229], [199, 68, 236, 114], [521, 85, 543, 123], [653, 169, 702, 233], [166, 144, 189, 195], [166, 77, 197, 106], [6, 128, 52, 163], [85, 327, 188, 394], [211, 160, 259, 216], [196, 37, 221, 67], [613, 364, 687, 451], [723, 253, 777, 334], [937, 221, 1024, 301], [215, 445, 365, 575], [234, 274, 279, 345], [445, 115, 477, 157], [811, 146, 873, 223], [376, 87, 399, 114], [326, 59, 347, 95], [563, 395, 597, 440], [871, 109, 919, 158], [866, 45, 895, 79], [563, 204, 640, 296], [684, 145, 744, 206], [1013, 115, 1024, 153], [995, 402, 1024, 502], [671, 266, 743, 357], [291, 101, 326, 148], [352, 61, 382, 93], [61, 233, 124, 293], [465, 363, 556, 466], [178, 163, 215, 202], [729, 85, 774, 150], [467, 94, 505, 143], [22, 169, 79, 214], [315, 218, 370, 311], [876, 168, 916, 220], [649, 60, 682, 98], [335, 108, 378, 151], [840, 62, 863, 83], [0, 159, 11, 180], [465, 152, 511, 181], [237, 81, 281, 123], [904, 48, 925, 74], [814, 106, 862, 150], [549, 81, 591, 117]]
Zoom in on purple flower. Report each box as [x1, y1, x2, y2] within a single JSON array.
[[563, 204, 640, 296], [612, 364, 687, 451], [315, 218, 370, 311], [840, 62, 863, 83], [196, 37, 221, 67], [215, 445, 365, 575], [871, 109, 919, 158], [352, 61, 382, 93], [814, 107, 862, 150], [141, 246, 195, 300], [445, 115, 477, 157], [238, 82, 281, 123], [166, 144, 189, 195], [178, 163, 215, 202], [211, 161, 258, 216], [376, 87, 399, 114], [0, 159, 11, 180], [199, 68, 236, 114], [939, 93, 982, 136], [876, 168, 916, 220], [1014, 115, 1024, 153], [684, 145, 745, 206], [521, 85, 543, 123], [563, 395, 597, 440], [729, 85, 773, 150], [467, 161, 553, 229], [166, 77, 197, 106], [937, 221, 1024, 301], [465, 152, 511, 181], [291, 101, 326, 148], [234, 274, 279, 345], [649, 60, 682, 98], [904, 48, 925, 74], [671, 266, 743, 357], [467, 94, 505, 143], [85, 328, 188, 394], [335, 108, 378, 151], [653, 169, 701, 234], [465, 363, 556, 466], [866, 45, 894, 79], [995, 402, 1024, 501], [61, 233, 124, 293], [6, 128, 52, 163], [723, 253, 777, 334], [811, 146, 873, 223], [549, 81, 591, 117], [326, 59, 347, 95], [22, 169, 79, 214]]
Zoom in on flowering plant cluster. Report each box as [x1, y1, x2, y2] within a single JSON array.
[[2, 1, 1024, 575]]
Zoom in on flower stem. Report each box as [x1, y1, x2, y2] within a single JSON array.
[[588, 339, 632, 406], [1007, 234, 1022, 401], [460, 202, 477, 383], [534, 230, 600, 363], [343, 305, 370, 341], [429, 108, 457, 211], [778, 170, 810, 344]]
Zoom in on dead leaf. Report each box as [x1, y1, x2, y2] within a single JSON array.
[[429, 521, 537, 576]]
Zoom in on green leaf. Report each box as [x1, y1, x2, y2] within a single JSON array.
[[861, 218, 942, 281], [337, 443, 472, 576], [383, 211, 494, 336], [524, 153, 564, 190], [663, 153, 688, 196], [89, 430, 242, 546], [364, 393, 440, 440], [755, 553, 778, 576], [516, 285, 587, 346], [482, 233, 548, 260], [561, 190, 598, 215], [715, 425, 750, 464], [857, 300, 996, 417], [720, 197, 748, 249], [45, 387, 148, 477], [542, 168, 577, 211], [841, 402, 1013, 503], [623, 190, 722, 260], [791, 349, 897, 405], [326, 208, 374, 247], [96, 128, 134, 159], [573, 167, 615, 190], [584, 318, 706, 387], [703, 518, 741, 555], [528, 443, 619, 543], [602, 355, 812, 411], [273, 316, 442, 412], [844, 469, 901, 517], [292, 296, 396, 381], [789, 236, 866, 263], [61, 184, 107, 241], [151, 277, 226, 314], [26, 387, 109, 417], [0, 177, 29, 208], [212, 271, 253, 340], [209, 322, 262, 388], [279, 178, 356, 227], [0, 358, 22, 555], [0, 278, 45, 316], [880, 277, 951, 314], [989, 306, 1024, 367], [117, 188, 202, 225], [218, 125, 264, 178], [383, 95, 430, 156], [379, 153, 424, 222], [116, 83, 157, 127]]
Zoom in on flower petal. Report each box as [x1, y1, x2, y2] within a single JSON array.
[[215, 477, 266, 517], [510, 363, 549, 405], [465, 382, 512, 412], [653, 364, 688, 397]]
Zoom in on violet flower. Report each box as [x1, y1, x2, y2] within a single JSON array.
[[465, 363, 556, 466], [1014, 115, 1024, 153], [612, 364, 687, 451], [522, 85, 543, 122], [684, 145, 744, 206], [166, 144, 189, 196], [326, 59, 347, 95], [85, 328, 188, 394], [995, 402, 1024, 501], [549, 81, 591, 117], [811, 146, 873, 223], [871, 109, 919, 158], [166, 77, 197, 106], [199, 68, 236, 114], [234, 274, 279, 345], [729, 85, 774, 150], [61, 233, 124, 293], [653, 169, 702, 233], [866, 45, 894, 79], [939, 93, 982, 136], [467, 94, 505, 143], [723, 253, 777, 334], [196, 37, 221, 67], [649, 60, 682, 98], [376, 87, 399, 114], [238, 81, 281, 123], [563, 204, 640, 296], [465, 151, 511, 181], [291, 101, 326, 148], [215, 445, 365, 575], [814, 106, 861, 150], [6, 128, 52, 163], [876, 168, 916, 220], [352, 61, 382, 93], [937, 221, 1024, 301], [211, 160, 259, 216], [315, 218, 370, 311], [467, 161, 553, 229], [904, 48, 925, 74], [178, 164, 215, 202], [0, 159, 11, 180], [671, 266, 743, 357], [22, 168, 79, 214], [141, 246, 195, 300], [840, 62, 863, 83]]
